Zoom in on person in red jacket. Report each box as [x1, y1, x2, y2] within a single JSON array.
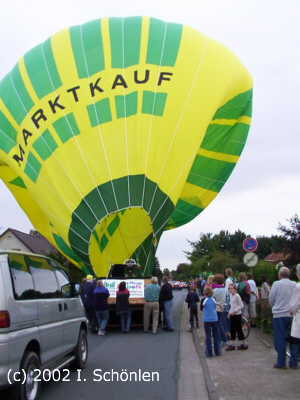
[[116, 281, 131, 333]]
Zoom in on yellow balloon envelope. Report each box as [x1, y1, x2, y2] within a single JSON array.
[[0, 17, 253, 276]]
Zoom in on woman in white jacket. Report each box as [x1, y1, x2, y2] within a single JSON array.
[[289, 265, 300, 344]]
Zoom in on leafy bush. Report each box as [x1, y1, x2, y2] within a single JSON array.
[[256, 301, 273, 335]]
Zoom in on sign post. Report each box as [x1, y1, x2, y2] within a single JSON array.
[[243, 252, 258, 267], [243, 237, 258, 270], [243, 237, 258, 252]]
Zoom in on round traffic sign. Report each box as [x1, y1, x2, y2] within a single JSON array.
[[243, 252, 258, 267], [243, 237, 258, 252]]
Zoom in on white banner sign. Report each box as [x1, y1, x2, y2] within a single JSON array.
[[103, 279, 145, 298]]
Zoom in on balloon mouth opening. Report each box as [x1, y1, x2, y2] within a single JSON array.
[[88, 207, 153, 273]]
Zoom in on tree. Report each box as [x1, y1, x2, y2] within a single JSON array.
[[278, 214, 300, 266], [29, 230, 43, 238], [185, 229, 250, 265], [205, 251, 238, 275], [152, 257, 163, 279], [251, 260, 278, 286], [162, 268, 170, 277], [256, 235, 287, 260]]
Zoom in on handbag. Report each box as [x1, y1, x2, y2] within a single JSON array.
[[284, 319, 300, 345]]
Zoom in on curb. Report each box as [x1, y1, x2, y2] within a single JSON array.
[[251, 331, 272, 349], [192, 329, 220, 400]]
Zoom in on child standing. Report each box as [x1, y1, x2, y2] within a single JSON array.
[[200, 286, 221, 357], [226, 283, 248, 351], [185, 285, 200, 331]]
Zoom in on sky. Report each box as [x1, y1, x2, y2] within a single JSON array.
[[0, 0, 299, 271]]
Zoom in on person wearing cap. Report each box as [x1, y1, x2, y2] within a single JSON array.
[[81, 274, 97, 334], [288, 265, 300, 349], [269, 266, 298, 369]]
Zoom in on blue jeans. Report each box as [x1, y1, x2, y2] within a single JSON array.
[[119, 309, 131, 332], [204, 321, 221, 357], [164, 299, 174, 329], [221, 311, 230, 335], [218, 312, 228, 342], [95, 309, 109, 332], [273, 316, 298, 367]]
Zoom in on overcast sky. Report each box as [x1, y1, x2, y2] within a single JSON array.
[[0, 0, 299, 271]]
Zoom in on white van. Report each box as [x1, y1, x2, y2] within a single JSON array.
[[0, 250, 88, 400]]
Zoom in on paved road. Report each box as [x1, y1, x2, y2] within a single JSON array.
[[39, 290, 186, 400]]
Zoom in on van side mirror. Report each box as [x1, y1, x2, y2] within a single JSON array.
[[61, 282, 83, 298]]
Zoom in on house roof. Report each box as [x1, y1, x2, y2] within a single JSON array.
[[0, 228, 56, 255], [265, 252, 285, 263]]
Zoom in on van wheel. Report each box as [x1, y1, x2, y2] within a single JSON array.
[[70, 329, 88, 370], [19, 351, 41, 400]]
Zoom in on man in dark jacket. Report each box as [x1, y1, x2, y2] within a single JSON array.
[[81, 274, 97, 334], [93, 280, 110, 335], [160, 276, 174, 332]]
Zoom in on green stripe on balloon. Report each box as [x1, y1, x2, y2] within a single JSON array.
[[87, 98, 112, 127], [146, 18, 182, 67], [167, 199, 204, 229], [70, 19, 105, 79], [187, 155, 236, 192], [53, 113, 81, 143], [24, 152, 42, 183], [0, 111, 17, 153], [33, 129, 58, 160], [109, 17, 142, 68], [24, 38, 62, 99], [68, 175, 174, 268], [201, 122, 250, 156], [115, 91, 138, 118], [0, 65, 34, 124], [142, 91, 168, 116], [212, 89, 253, 120]]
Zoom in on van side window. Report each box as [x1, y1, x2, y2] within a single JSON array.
[[48, 260, 70, 288], [27, 256, 60, 299], [8, 254, 35, 300]]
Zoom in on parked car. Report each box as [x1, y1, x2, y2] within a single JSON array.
[[0, 250, 88, 400], [179, 282, 188, 290], [172, 281, 180, 290]]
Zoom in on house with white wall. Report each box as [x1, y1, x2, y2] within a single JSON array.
[[0, 228, 56, 255]]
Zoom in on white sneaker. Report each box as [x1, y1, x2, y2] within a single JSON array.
[[98, 330, 105, 336]]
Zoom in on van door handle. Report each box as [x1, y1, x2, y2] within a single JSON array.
[[64, 303, 68, 311], [58, 303, 62, 312]]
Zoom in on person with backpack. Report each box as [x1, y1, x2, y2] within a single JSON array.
[[237, 272, 250, 320]]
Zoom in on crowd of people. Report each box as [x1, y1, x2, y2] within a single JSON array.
[[185, 265, 300, 369], [79, 265, 300, 369], [80, 275, 175, 336]]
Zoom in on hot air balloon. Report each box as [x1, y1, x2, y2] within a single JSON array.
[[0, 17, 253, 277]]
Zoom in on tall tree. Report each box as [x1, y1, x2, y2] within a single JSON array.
[[278, 214, 300, 266], [256, 235, 287, 260], [185, 229, 249, 264], [152, 257, 163, 279]]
